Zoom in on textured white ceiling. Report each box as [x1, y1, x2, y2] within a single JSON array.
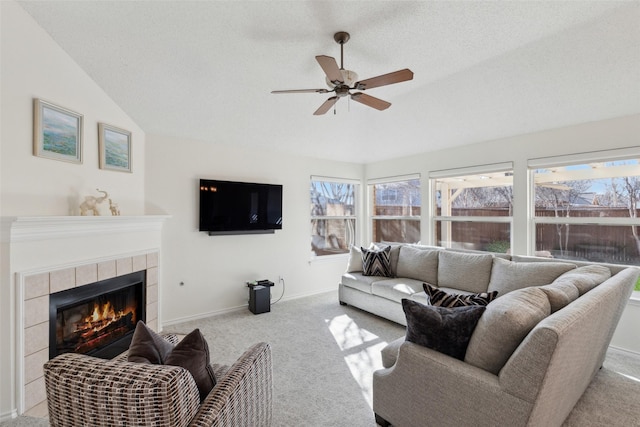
[[18, 1, 640, 164]]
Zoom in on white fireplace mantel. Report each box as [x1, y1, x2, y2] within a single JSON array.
[[2, 215, 171, 242], [1, 214, 170, 418]]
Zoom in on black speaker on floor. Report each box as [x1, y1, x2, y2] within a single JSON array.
[[247, 281, 273, 314]]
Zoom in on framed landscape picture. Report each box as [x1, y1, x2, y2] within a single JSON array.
[[33, 99, 83, 163], [99, 123, 132, 172]]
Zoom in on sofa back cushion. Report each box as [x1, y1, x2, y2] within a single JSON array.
[[551, 265, 611, 295], [464, 287, 551, 374], [437, 250, 494, 294], [487, 258, 576, 296], [538, 281, 580, 313], [396, 245, 439, 284]]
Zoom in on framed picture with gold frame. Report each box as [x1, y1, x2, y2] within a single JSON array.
[[33, 99, 83, 163], [98, 123, 132, 172]]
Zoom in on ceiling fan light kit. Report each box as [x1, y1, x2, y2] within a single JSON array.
[[271, 31, 413, 115]]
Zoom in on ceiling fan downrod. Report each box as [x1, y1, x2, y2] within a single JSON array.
[[334, 31, 350, 70]]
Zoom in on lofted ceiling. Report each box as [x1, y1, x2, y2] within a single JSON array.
[[17, 1, 640, 164]]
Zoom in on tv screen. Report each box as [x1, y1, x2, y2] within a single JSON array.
[[199, 179, 283, 235]]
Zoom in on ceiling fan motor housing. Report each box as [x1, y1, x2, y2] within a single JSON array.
[[326, 69, 359, 89]]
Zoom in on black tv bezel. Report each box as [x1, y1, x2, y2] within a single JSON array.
[[199, 178, 283, 235]]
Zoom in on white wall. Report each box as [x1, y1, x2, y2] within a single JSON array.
[[145, 134, 363, 324], [0, 1, 146, 419], [365, 114, 640, 353]]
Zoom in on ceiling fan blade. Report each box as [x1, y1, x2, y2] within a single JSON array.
[[316, 55, 344, 85], [354, 69, 413, 90], [271, 89, 329, 94], [350, 92, 391, 111], [313, 96, 339, 115]]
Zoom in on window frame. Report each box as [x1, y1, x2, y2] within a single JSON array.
[[368, 174, 421, 244], [430, 162, 514, 252], [310, 176, 360, 260], [528, 148, 640, 280]]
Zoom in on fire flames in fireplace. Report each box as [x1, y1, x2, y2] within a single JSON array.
[[56, 286, 140, 356]]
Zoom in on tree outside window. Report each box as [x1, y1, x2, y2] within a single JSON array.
[[370, 178, 420, 243], [310, 179, 357, 257]]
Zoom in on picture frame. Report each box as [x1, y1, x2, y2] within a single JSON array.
[[33, 99, 83, 163], [98, 123, 132, 173]]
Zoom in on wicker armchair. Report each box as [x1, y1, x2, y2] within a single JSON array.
[[43, 337, 272, 427]]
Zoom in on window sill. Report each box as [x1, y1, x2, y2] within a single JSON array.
[[309, 253, 349, 264]]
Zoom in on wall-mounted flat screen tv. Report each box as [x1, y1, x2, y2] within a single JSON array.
[[199, 179, 283, 235]]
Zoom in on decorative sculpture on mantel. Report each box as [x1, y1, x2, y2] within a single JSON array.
[[79, 189, 109, 216], [109, 198, 120, 216]]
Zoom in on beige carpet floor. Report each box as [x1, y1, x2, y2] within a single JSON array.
[[3, 290, 639, 426]]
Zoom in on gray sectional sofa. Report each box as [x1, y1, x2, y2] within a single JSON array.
[[338, 243, 640, 427]]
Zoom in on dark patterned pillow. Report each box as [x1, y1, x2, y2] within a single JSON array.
[[402, 299, 485, 360], [423, 283, 498, 307], [361, 245, 392, 277]]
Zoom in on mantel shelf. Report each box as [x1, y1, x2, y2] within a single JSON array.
[[1, 215, 171, 242]]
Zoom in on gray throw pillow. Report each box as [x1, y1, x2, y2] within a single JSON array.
[[165, 328, 217, 402], [127, 320, 175, 364], [402, 299, 486, 361]]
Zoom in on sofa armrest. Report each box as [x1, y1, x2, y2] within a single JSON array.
[[44, 352, 201, 427], [373, 341, 533, 427], [189, 342, 273, 427]]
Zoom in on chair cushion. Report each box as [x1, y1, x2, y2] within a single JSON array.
[[465, 287, 551, 374], [396, 246, 439, 284], [437, 250, 494, 294], [402, 299, 485, 360], [487, 257, 576, 296], [423, 283, 498, 307]]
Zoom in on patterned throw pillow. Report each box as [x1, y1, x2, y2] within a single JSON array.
[[361, 245, 392, 277], [402, 299, 486, 360], [423, 283, 498, 307]]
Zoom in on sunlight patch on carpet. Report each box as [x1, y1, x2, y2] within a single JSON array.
[[326, 314, 388, 407]]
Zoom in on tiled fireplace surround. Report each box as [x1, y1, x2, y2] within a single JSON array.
[[21, 251, 159, 414], [3, 215, 168, 418]]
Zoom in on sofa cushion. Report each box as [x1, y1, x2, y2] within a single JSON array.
[[165, 328, 217, 402], [362, 246, 393, 277], [487, 257, 576, 296], [538, 281, 580, 313], [396, 246, 439, 284], [552, 265, 611, 295], [341, 272, 378, 293], [128, 320, 175, 364], [465, 287, 551, 374], [372, 278, 424, 303], [437, 250, 494, 294], [402, 299, 485, 360], [345, 245, 364, 273], [423, 283, 498, 308]]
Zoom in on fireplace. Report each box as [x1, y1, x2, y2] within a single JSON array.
[[49, 271, 146, 360]]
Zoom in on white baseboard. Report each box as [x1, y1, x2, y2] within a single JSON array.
[[609, 344, 640, 357], [0, 409, 18, 422], [160, 288, 337, 328]]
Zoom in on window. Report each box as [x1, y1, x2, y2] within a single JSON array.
[[310, 178, 358, 257], [431, 163, 513, 253], [531, 150, 640, 277], [369, 176, 420, 243]]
